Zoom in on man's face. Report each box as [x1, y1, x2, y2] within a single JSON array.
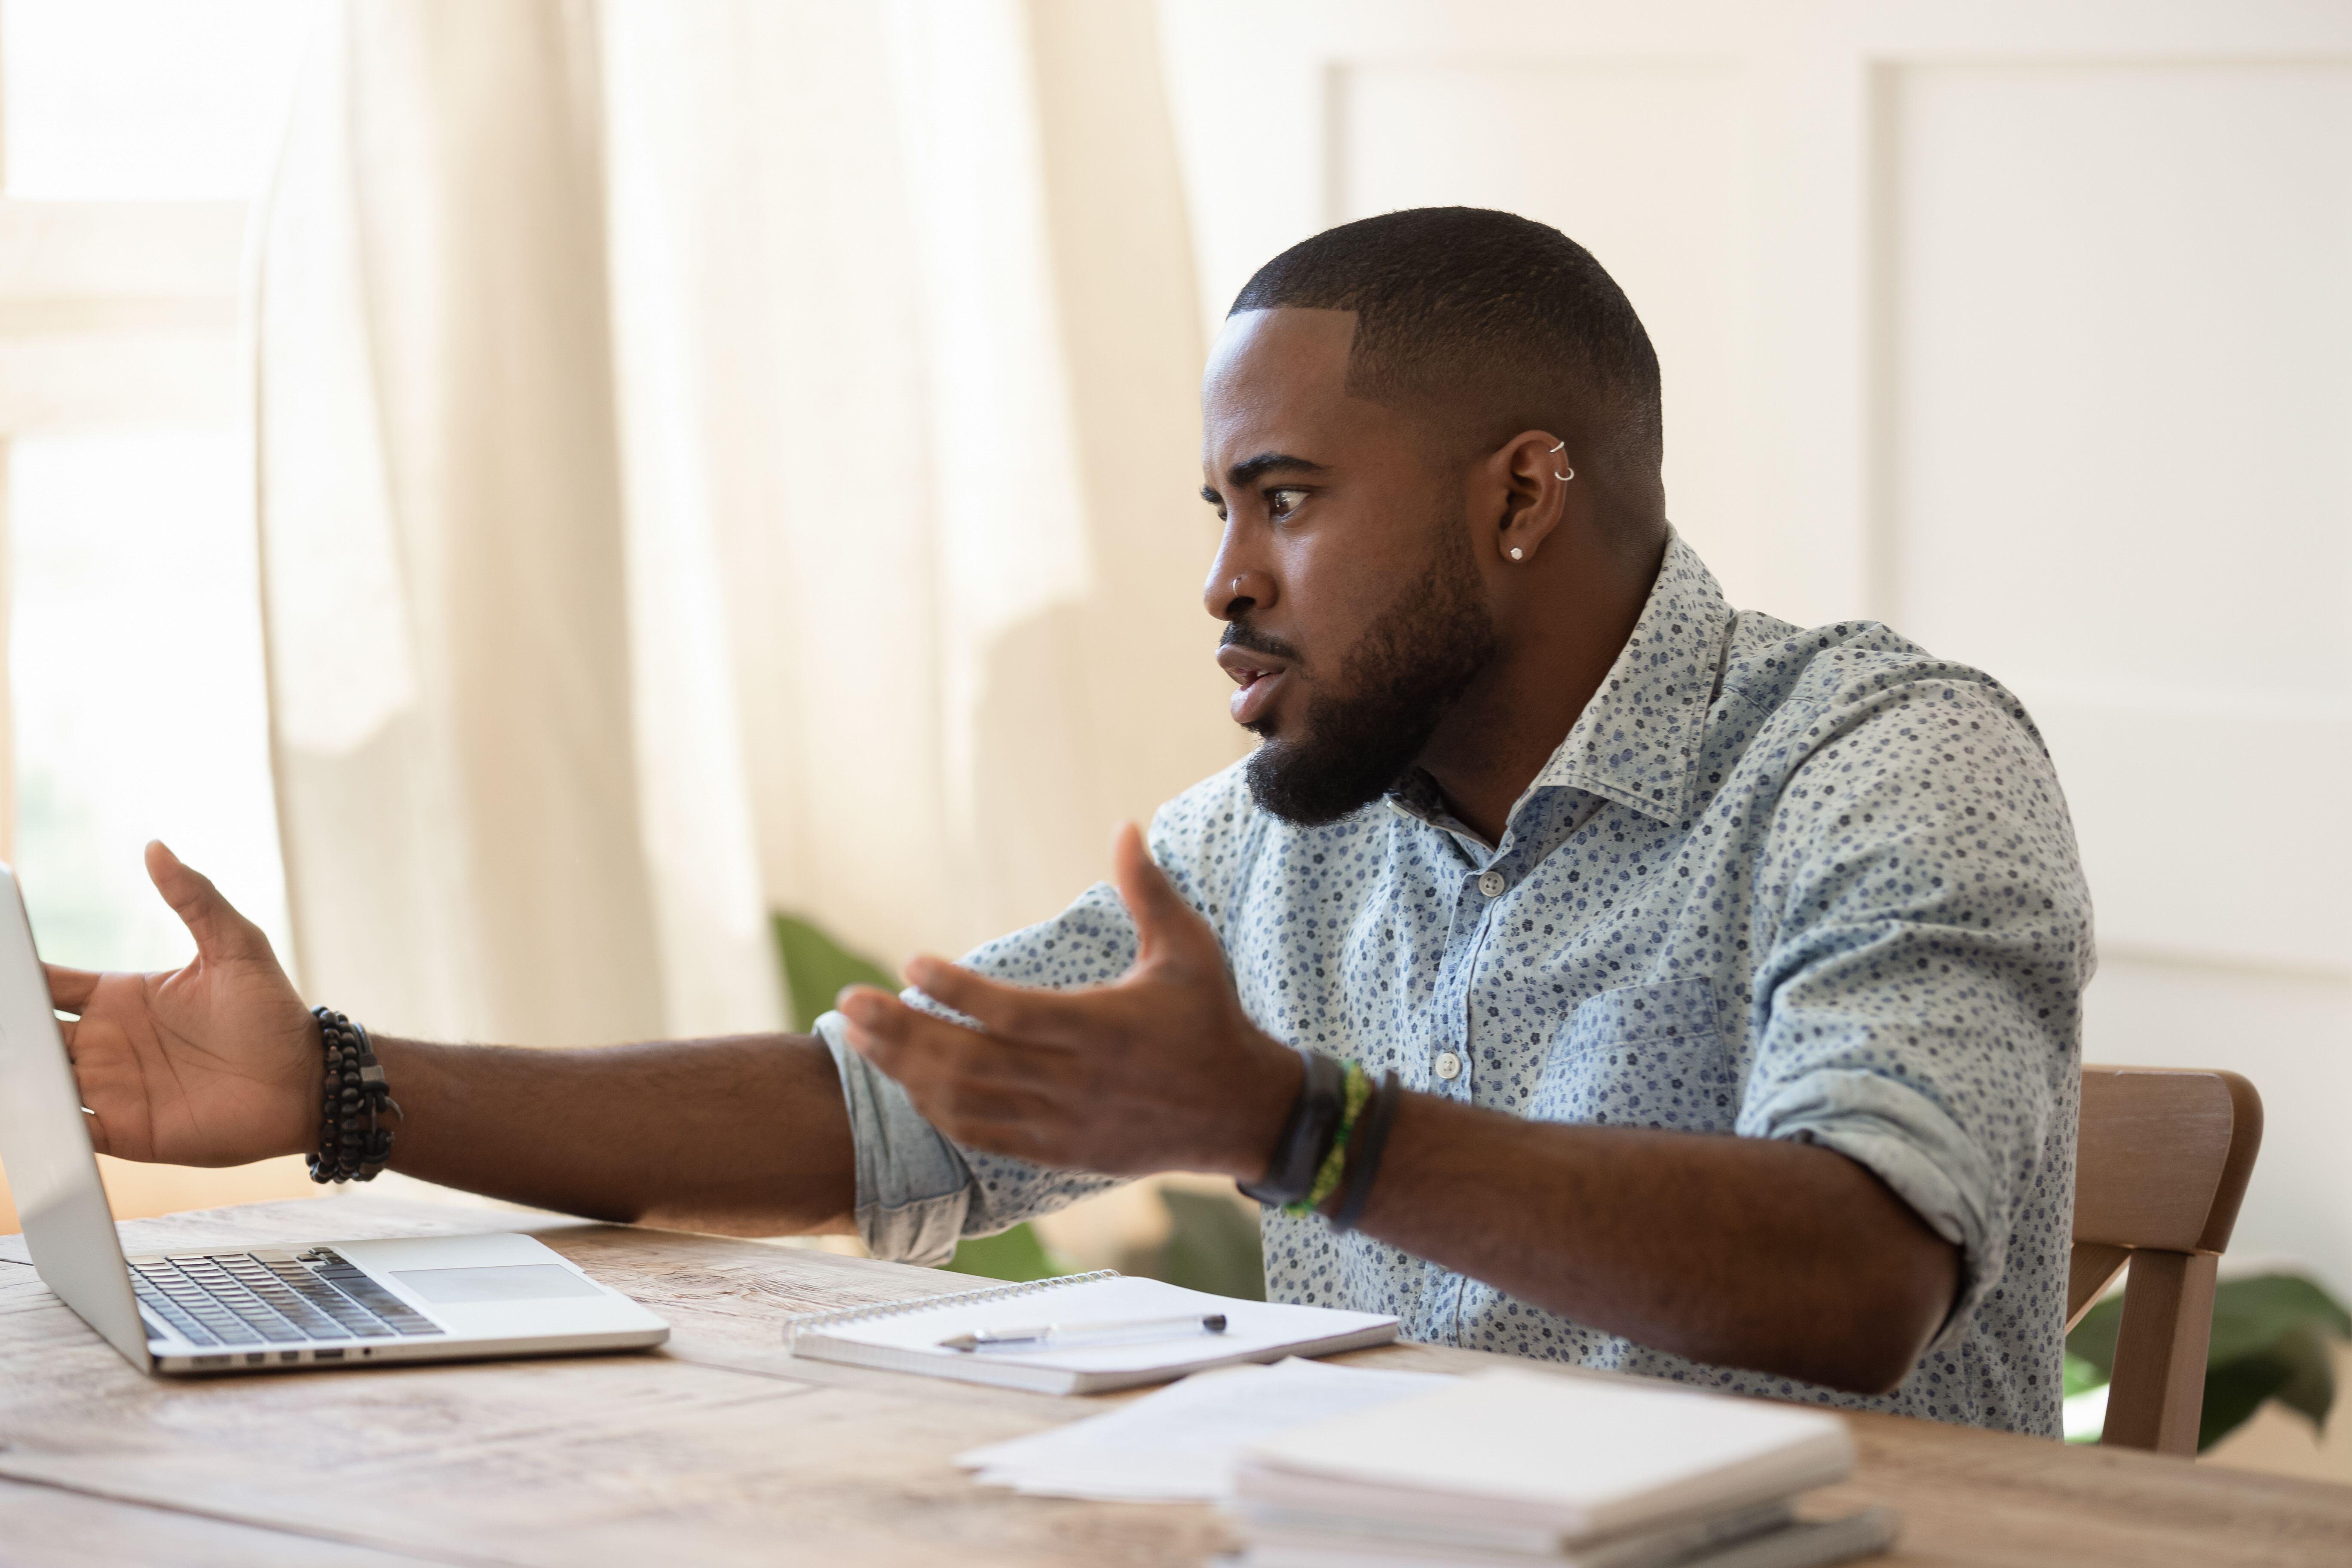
[[1199, 308, 1499, 825]]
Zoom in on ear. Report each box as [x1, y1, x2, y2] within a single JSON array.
[[1487, 430, 1580, 567]]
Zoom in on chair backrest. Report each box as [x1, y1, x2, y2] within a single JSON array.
[[2069, 1065, 2263, 1455]]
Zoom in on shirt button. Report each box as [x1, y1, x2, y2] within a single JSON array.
[[1435, 1050, 1463, 1081], [1477, 871, 1505, 898]]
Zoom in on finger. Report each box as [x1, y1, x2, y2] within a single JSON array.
[[867, 1045, 1069, 1159], [930, 1109, 1061, 1167], [833, 1000, 1083, 1163], [836, 989, 1055, 1086], [1110, 821, 1209, 963], [916, 1078, 1061, 1142], [835, 986, 967, 1063], [897, 957, 1087, 1047], [146, 840, 275, 966], [82, 1107, 113, 1157], [45, 962, 100, 1014]]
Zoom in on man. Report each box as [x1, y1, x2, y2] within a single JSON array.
[[51, 208, 2089, 1433]]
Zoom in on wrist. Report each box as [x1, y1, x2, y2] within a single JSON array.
[[1222, 1032, 1304, 1182], [277, 1011, 327, 1157]]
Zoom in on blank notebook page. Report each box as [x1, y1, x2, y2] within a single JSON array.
[[808, 1275, 1394, 1376]]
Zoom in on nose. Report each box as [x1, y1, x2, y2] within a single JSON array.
[[1202, 521, 1277, 622]]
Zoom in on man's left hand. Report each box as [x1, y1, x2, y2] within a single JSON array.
[[834, 823, 1301, 1179]]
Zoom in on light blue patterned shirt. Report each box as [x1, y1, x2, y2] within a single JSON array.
[[817, 533, 2092, 1434]]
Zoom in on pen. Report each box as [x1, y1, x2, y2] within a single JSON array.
[[940, 1312, 1229, 1353]]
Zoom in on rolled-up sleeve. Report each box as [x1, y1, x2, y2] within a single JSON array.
[[814, 881, 1143, 1263], [816, 1010, 976, 1266], [1736, 679, 2093, 1352]]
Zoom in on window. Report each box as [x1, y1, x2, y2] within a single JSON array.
[[1, 0, 309, 969]]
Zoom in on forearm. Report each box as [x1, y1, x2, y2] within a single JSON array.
[[367, 1033, 857, 1237], [1339, 1094, 1958, 1393]]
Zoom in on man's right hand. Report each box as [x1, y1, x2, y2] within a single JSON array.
[[46, 841, 320, 1167]]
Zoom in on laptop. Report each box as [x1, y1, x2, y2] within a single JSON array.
[[0, 863, 670, 1374]]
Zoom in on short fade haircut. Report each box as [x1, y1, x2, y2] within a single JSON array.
[[1230, 208, 1663, 509]]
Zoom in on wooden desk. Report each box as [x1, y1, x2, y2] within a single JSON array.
[[1, 1196, 2346, 1567]]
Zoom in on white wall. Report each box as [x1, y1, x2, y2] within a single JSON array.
[[1158, 0, 2352, 1295]]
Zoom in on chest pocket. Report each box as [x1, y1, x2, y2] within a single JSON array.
[[1529, 978, 1736, 1133]]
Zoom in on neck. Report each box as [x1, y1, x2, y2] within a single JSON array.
[[1415, 533, 1664, 845]]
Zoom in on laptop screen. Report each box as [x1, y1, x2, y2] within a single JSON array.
[[0, 863, 150, 1367]]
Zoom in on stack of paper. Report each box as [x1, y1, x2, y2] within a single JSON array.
[[957, 1358, 1445, 1503], [1228, 1368, 1899, 1568]]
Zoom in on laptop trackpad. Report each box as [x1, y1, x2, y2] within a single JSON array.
[[390, 1264, 604, 1304]]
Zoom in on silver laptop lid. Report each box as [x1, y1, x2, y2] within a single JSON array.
[[0, 862, 150, 1368]]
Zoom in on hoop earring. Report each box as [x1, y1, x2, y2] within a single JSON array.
[[1549, 439, 1573, 483]]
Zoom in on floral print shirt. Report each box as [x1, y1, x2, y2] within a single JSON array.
[[818, 532, 2092, 1434]]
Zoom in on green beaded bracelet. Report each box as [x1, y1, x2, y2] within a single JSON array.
[[1286, 1060, 1370, 1217]]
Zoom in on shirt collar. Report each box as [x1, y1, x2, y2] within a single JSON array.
[[1389, 530, 1734, 833]]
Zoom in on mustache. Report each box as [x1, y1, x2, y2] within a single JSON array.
[[1219, 619, 1304, 667]]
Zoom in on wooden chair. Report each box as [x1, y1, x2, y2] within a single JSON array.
[[2068, 1065, 2263, 1456]]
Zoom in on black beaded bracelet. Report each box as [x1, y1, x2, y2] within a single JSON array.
[[307, 1006, 398, 1184], [1331, 1069, 1402, 1233], [1238, 1050, 1347, 1209]]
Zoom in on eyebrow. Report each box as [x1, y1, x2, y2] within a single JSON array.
[[1201, 452, 1329, 502]]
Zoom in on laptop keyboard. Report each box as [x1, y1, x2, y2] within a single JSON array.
[[132, 1249, 444, 1349]]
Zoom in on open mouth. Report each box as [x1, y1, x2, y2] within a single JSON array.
[[1217, 645, 1293, 728]]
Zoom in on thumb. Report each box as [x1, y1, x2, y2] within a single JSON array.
[[145, 840, 274, 966], [1111, 822, 1207, 965]]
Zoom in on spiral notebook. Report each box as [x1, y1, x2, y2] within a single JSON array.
[[782, 1271, 1399, 1394]]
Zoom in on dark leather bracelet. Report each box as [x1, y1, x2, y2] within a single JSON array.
[[1331, 1069, 1402, 1233], [1238, 1050, 1346, 1208]]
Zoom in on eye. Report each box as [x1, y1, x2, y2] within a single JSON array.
[[1266, 487, 1308, 520]]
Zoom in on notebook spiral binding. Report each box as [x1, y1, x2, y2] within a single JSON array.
[[781, 1269, 1122, 1350]]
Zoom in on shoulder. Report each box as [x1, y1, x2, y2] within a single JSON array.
[[1720, 611, 2052, 774], [1714, 613, 2085, 889], [1715, 619, 2088, 929]]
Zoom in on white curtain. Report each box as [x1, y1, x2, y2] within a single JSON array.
[[255, 0, 1239, 1046]]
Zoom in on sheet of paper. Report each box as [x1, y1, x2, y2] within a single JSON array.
[[956, 1356, 1445, 1503]]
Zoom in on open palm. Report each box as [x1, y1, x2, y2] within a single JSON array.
[[46, 842, 319, 1167]]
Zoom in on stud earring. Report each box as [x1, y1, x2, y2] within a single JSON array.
[[1509, 547, 1524, 561], [1549, 439, 1574, 483]]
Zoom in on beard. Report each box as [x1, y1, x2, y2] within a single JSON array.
[[1237, 519, 1500, 827]]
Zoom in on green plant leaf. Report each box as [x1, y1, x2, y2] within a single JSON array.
[[2205, 1274, 2352, 1369], [771, 913, 898, 1033], [2195, 1276, 2349, 1450], [2066, 1272, 2351, 1384], [2200, 1351, 2297, 1451], [2068, 1271, 2351, 1452], [2263, 1321, 2340, 1432]]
